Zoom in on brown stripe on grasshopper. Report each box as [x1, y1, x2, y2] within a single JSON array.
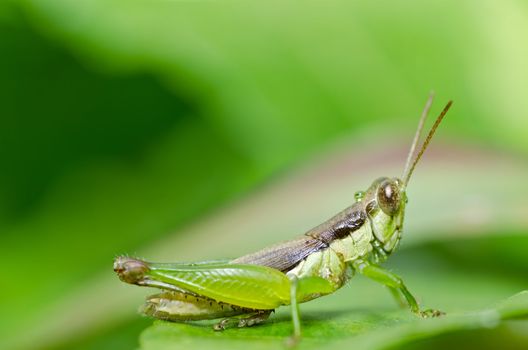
[[306, 209, 366, 244]]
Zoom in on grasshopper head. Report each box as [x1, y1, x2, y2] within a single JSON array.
[[365, 177, 407, 254], [365, 95, 452, 255]]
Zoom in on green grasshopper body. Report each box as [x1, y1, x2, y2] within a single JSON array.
[[114, 95, 452, 340]]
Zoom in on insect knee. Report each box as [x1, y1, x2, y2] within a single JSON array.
[[387, 275, 404, 289], [114, 256, 150, 284]]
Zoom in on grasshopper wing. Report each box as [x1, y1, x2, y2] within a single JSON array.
[[231, 236, 327, 272]]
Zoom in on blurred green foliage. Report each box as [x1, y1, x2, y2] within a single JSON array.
[[1, 0, 527, 349]]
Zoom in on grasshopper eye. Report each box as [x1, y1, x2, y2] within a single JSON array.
[[377, 180, 401, 216]]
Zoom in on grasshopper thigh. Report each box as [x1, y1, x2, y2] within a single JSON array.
[[116, 258, 292, 310], [150, 263, 291, 309]]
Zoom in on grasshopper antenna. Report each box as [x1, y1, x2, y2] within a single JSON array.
[[403, 99, 453, 187], [402, 92, 435, 185]]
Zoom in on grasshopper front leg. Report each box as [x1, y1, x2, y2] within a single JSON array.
[[352, 259, 444, 318]]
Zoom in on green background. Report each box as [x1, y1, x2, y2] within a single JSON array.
[[1, 1, 527, 349]]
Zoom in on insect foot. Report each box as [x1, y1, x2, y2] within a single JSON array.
[[113, 256, 150, 284], [419, 308, 445, 318], [237, 310, 272, 328], [213, 319, 230, 331], [285, 334, 301, 348]]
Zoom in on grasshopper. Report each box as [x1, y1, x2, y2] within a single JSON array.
[[114, 94, 452, 341]]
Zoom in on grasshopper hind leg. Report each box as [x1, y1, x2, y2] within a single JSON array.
[[142, 291, 252, 321], [142, 291, 273, 329], [213, 310, 273, 331]]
